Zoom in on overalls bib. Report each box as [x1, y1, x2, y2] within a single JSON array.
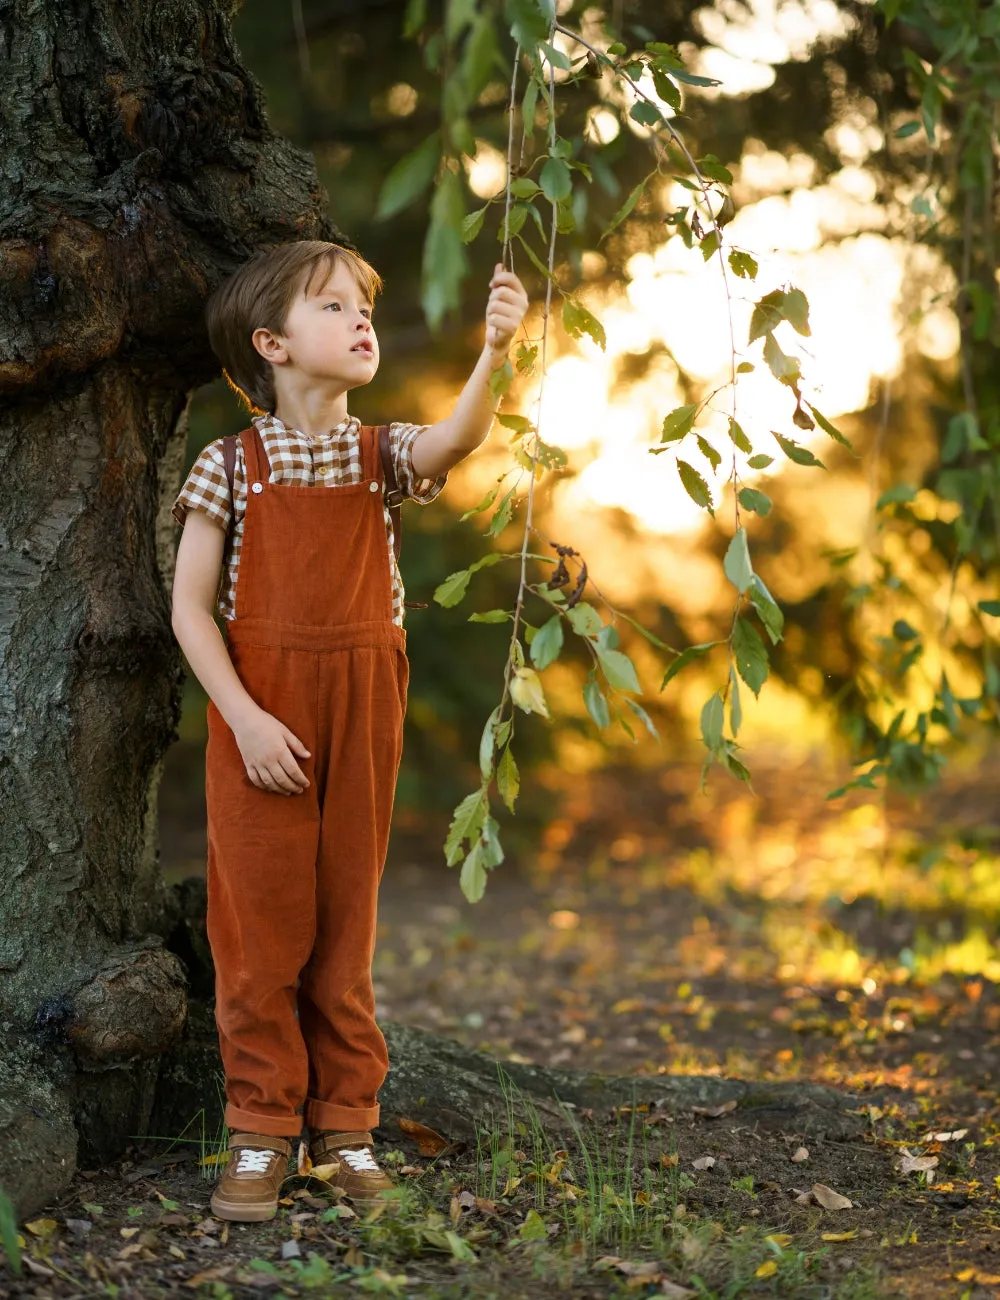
[[205, 423, 407, 1138]]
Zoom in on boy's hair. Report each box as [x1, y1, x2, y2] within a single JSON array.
[[205, 241, 383, 414]]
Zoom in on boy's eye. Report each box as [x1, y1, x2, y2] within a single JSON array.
[[325, 302, 341, 311]]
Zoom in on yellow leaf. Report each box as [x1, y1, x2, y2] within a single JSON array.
[[308, 1161, 341, 1181], [822, 1230, 858, 1242], [397, 1117, 451, 1156], [119, 1227, 140, 1240], [198, 1151, 229, 1167], [611, 998, 645, 1014], [25, 1219, 57, 1237], [510, 667, 549, 717], [765, 1234, 792, 1248], [755, 1261, 778, 1278], [297, 1141, 312, 1176]]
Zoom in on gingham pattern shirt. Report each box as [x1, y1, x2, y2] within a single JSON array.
[[172, 413, 446, 625]]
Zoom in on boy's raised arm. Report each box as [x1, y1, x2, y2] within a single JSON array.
[[409, 265, 529, 482]]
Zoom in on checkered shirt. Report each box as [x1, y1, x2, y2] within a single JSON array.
[[172, 413, 447, 625]]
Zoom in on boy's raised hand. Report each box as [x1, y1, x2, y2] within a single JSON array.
[[485, 264, 528, 362], [233, 707, 311, 796]]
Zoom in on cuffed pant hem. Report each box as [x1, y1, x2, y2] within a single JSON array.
[[304, 1099, 380, 1131], [224, 1104, 304, 1139]]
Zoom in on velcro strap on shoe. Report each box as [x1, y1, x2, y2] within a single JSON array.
[[311, 1130, 374, 1159], [228, 1132, 293, 1156]]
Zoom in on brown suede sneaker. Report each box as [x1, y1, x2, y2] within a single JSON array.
[[210, 1133, 293, 1222], [309, 1130, 394, 1199]]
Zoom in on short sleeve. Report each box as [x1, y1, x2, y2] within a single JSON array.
[[172, 441, 234, 531], [389, 422, 447, 505]]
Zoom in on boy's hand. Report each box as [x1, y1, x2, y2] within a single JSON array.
[[485, 264, 528, 364], [233, 707, 311, 796]]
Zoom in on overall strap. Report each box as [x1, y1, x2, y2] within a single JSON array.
[[379, 424, 405, 566]]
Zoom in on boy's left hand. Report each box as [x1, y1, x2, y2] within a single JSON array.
[[485, 265, 528, 363]]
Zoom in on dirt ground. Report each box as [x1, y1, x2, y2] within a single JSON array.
[[5, 750, 1000, 1298]]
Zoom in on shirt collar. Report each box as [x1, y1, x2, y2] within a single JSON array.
[[254, 412, 358, 441]]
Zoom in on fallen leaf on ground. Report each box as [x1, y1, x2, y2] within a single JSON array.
[[765, 1234, 792, 1248], [306, 1162, 340, 1182], [898, 1149, 939, 1179], [692, 1156, 716, 1170], [281, 1239, 302, 1260], [822, 1230, 858, 1242], [397, 1117, 451, 1156], [791, 1147, 809, 1163], [755, 1261, 778, 1278], [660, 1152, 679, 1167], [297, 1141, 312, 1176], [923, 1129, 968, 1143], [660, 1283, 697, 1299], [691, 1100, 738, 1118], [24, 1219, 58, 1237], [956, 1268, 1000, 1285], [791, 1187, 814, 1205], [812, 1183, 853, 1210]]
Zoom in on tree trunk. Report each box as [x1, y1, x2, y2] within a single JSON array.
[[0, 0, 333, 1211]]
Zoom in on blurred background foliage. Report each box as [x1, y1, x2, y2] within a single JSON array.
[[168, 0, 999, 874]]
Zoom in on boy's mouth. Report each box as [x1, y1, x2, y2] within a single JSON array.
[[351, 340, 374, 356]]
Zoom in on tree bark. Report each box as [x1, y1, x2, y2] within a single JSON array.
[[0, 0, 333, 1210]]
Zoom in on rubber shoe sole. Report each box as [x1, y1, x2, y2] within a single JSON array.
[[210, 1187, 279, 1222]]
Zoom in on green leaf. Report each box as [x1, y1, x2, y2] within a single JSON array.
[[650, 65, 680, 109], [469, 608, 510, 623], [521, 76, 539, 137], [445, 789, 485, 865], [763, 333, 801, 385], [461, 206, 488, 244], [895, 120, 920, 138], [539, 38, 572, 69], [584, 678, 611, 728], [728, 250, 758, 280], [729, 666, 742, 736], [737, 361, 755, 374], [661, 641, 720, 689], [519, 1209, 548, 1242], [723, 527, 753, 593], [434, 551, 505, 606], [676, 459, 713, 511], [540, 156, 572, 202], [727, 418, 752, 453], [738, 486, 771, 517], [626, 697, 660, 741], [696, 154, 733, 185], [699, 230, 720, 261], [403, 0, 428, 37], [773, 431, 824, 468], [670, 67, 720, 87], [810, 406, 853, 449], [893, 619, 920, 642], [875, 483, 915, 510], [376, 133, 441, 221], [505, 0, 554, 47], [697, 435, 721, 470], [600, 173, 652, 243], [661, 404, 699, 443], [497, 413, 535, 432], [479, 706, 500, 781], [782, 287, 811, 336], [460, 842, 488, 902], [460, 481, 501, 520], [700, 692, 724, 751], [511, 666, 549, 716], [747, 453, 773, 469], [607, 40, 627, 56], [979, 601, 1000, 617], [630, 101, 663, 128], [566, 602, 602, 638], [422, 171, 470, 329], [749, 574, 784, 644], [488, 359, 514, 397], [598, 646, 641, 693], [562, 298, 607, 349], [748, 296, 784, 343], [732, 617, 769, 695], [497, 745, 519, 812], [531, 615, 564, 669], [487, 487, 516, 536]]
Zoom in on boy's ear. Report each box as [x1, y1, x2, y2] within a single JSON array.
[[252, 327, 287, 364]]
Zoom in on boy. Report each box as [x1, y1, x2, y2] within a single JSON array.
[[171, 240, 528, 1221]]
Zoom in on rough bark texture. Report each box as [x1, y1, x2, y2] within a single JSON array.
[[0, 0, 334, 1212]]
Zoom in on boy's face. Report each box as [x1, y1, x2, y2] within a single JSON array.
[[258, 258, 379, 391]]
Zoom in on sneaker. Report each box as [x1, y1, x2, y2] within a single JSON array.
[[210, 1133, 292, 1222], [309, 1130, 394, 1199]]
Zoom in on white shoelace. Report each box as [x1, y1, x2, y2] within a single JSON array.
[[339, 1146, 379, 1173], [234, 1148, 277, 1174]]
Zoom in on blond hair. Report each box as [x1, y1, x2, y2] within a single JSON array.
[[205, 241, 383, 414]]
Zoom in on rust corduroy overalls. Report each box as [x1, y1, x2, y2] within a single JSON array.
[[205, 423, 407, 1138]]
